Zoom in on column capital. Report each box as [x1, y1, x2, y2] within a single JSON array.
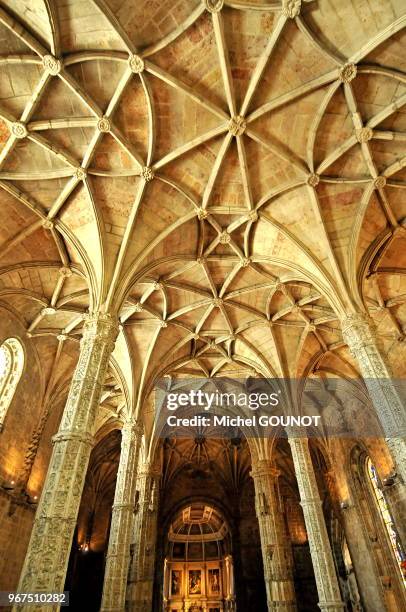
[[121, 420, 144, 441], [82, 312, 119, 346], [287, 434, 309, 447], [52, 430, 94, 446], [250, 459, 280, 480], [137, 463, 161, 479], [340, 312, 376, 350]]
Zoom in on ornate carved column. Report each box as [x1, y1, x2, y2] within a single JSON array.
[[126, 462, 160, 611], [251, 460, 296, 611], [15, 313, 118, 608], [100, 420, 143, 612], [340, 499, 387, 612], [341, 313, 406, 546], [288, 437, 344, 612]]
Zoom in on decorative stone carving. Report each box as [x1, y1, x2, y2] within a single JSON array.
[[141, 166, 154, 182], [288, 437, 344, 612], [129, 54, 145, 74], [339, 63, 357, 83], [307, 173, 320, 187], [41, 306, 57, 317], [16, 313, 119, 601], [212, 297, 223, 307], [59, 266, 72, 278], [159, 320, 168, 328], [41, 306, 56, 316], [219, 231, 231, 244], [205, 0, 224, 13], [247, 210, 258, 222], [241, 257, 251, 267], [228, 115, 246, 136], [133, 302, 143, 312], [42, 218, 54, 230], [74, 167, 87, 180], [251, 460, 296, 611], [42, 55, 62, 75], [11, 122, 28, 139], [17, 389, 55, 492], [100, 422, 143, 612], [374, 176, 387, 189], [356, 127, 373, 143], [282, 0, 302, 19], [197, 207, 209, 220], [98, 117, 111, 132]]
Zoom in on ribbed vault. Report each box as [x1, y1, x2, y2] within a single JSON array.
[[0, 0, 405, 447]]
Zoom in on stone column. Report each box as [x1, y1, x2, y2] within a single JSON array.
[[340, 500, 386, 611], [341, 312, 406, 546], [251, 460, 296, 611], [15, 313, 118, 609], [126, 463, 160, 612], [100, 420, 143, 612], [288, 437, 344, 612]]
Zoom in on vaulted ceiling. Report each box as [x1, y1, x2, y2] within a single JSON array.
[[0, 0, 405, 441]]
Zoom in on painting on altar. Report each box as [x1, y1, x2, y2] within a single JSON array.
[[208, 568, 220, 594], [171, 569, 182, 596], [188, 569, 202, 595]]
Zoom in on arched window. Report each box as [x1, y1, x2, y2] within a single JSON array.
[[367, 457, 406, 584], [0, 337, 24, 430]]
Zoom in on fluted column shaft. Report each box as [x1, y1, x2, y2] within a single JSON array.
[[15, 313, 118, 611], [100, 421, 143, 612], [251, 460, 296, 611], [341, 313, 406, 547], [126, 463, 160, 612], [288, 437, 344, 612]]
